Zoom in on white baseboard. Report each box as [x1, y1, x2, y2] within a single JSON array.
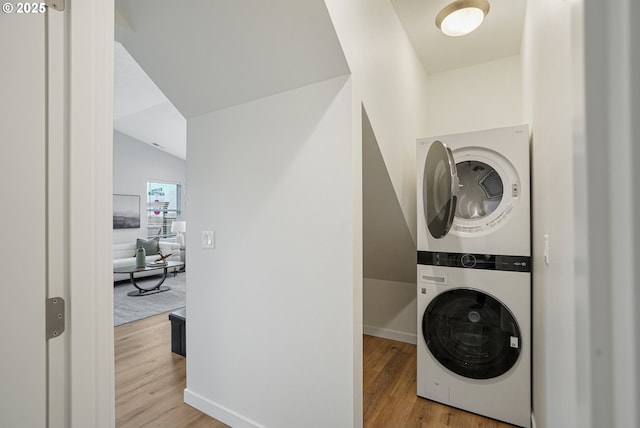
[[184, 388, 265, 428], [363, 325, 417, 344]]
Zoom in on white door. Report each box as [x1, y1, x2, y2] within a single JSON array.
[[0, 7, 49, 427]]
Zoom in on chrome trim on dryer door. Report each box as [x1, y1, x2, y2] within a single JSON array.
[[424, 140, 459, 239]]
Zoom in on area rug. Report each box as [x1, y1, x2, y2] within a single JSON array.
[[114, 272, 186, 326]]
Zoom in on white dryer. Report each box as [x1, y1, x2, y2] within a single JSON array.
[[417, 125, 530, 257], [417, 264, 531, 428]]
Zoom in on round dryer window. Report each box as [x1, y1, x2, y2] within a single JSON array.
[[422, 288, 521, 380], [451, 148, 521, 236]]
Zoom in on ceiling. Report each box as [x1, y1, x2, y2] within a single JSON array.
[[113, 41, 187, 159], [391, 0, 526, 74], [113, 0, 526, 159]]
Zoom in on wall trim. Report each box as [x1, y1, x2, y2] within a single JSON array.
[[531, 412, 537, 428], [363, 325, 417, 345], [67, 0, 115, 426], [184, 389, 265, 428]]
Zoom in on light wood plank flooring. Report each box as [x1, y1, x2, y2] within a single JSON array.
[[115, 312, 228, 428], [363, 335, 515, 428], [115, 313, 515, 428]]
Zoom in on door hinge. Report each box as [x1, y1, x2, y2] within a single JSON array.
[[45, 0, 65, 11], [46, 297, 65, 339]]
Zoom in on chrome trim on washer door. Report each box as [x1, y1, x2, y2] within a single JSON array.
[[424, 140, 459, 239]]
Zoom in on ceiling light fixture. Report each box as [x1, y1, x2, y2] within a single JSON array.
[[435, 0, 490, 37]]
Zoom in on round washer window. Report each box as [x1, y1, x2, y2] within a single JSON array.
[[455, 161, 503, 220], [422, 288, 521, 380]]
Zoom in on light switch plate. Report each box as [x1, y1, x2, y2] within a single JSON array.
[[202, 231, 215, 249]]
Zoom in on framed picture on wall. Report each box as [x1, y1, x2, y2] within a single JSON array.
[[113, 194, 140, 229]]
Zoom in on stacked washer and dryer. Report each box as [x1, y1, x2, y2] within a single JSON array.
[[416, 125, 531, 428]]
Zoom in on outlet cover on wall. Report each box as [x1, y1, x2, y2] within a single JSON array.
[[202, 231, 215, 249]]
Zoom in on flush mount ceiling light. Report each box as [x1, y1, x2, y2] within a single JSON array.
[[436, 0, 490, 37]]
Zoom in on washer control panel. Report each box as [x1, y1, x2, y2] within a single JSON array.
[[417, 251, 531, 272]]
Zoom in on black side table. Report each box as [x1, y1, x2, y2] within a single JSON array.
[[168, 307, 186, 356]]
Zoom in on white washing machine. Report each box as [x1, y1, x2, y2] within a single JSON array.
[[417, 125, 530, 257], [417, 265, 531, 428]]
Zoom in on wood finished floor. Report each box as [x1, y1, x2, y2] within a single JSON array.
[[363, 335, 515, 428], [115, 312, 228, 428], [115, 313, 515, 428]]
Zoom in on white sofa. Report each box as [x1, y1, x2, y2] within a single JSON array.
[[113, 240, 181, 282]]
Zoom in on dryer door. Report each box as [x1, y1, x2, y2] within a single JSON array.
[[424, 140, 459, 239], [422, 288, 521, 380]]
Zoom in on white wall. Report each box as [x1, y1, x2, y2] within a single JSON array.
[[362, 106, 417, 343], [577, 0, 640, 426], [521, 1, 576, 427], [185, 75, 355, 428], [324, 0, 432, 351], [363, 278, 417, 344], [426, 55, 523, 136], [362, 108, 415, 285], [112, 130, 186, 245], [325, 0, 431, 243]]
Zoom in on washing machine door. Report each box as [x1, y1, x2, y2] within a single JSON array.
[[422, 288, 521, 380], [424, 140, 459, 239]]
